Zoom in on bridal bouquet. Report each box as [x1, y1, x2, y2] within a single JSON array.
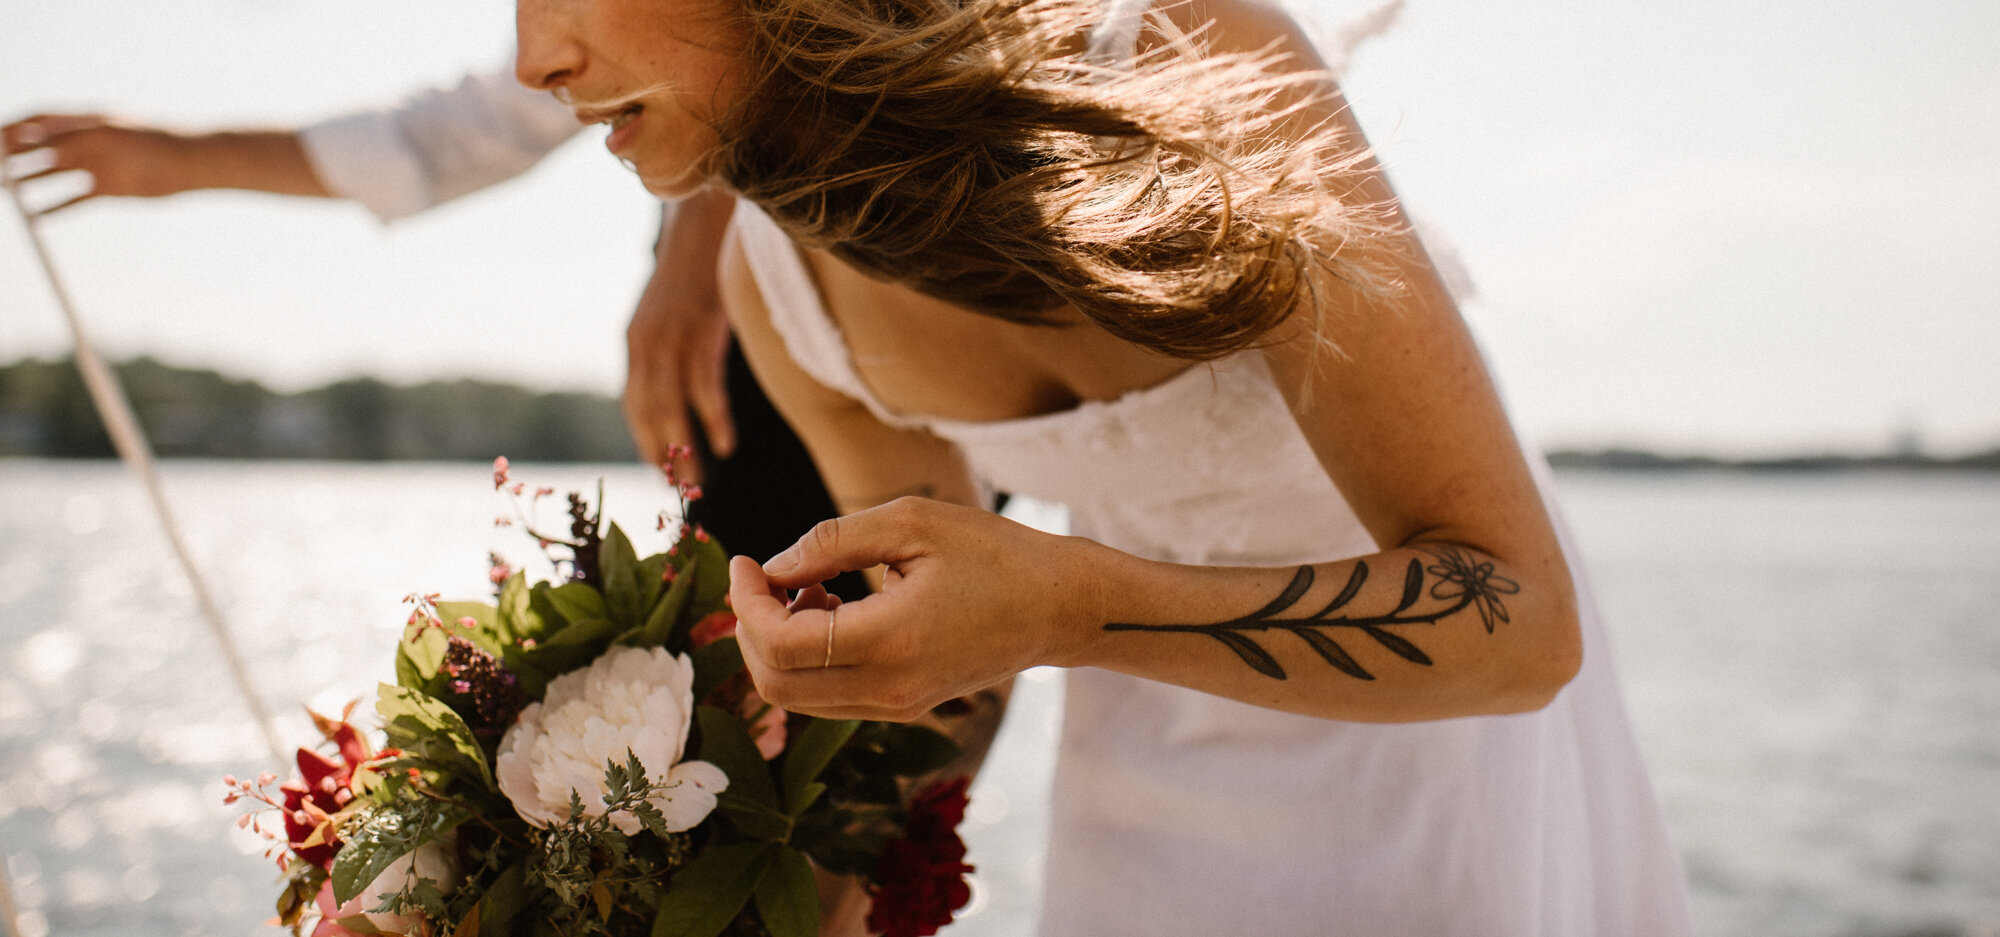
[[227, 456, 972, 937]]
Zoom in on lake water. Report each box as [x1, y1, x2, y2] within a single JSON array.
[[1, 461, 1996, 936]]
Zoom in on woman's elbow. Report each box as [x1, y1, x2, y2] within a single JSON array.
[[1490, 589, 1585, 715]]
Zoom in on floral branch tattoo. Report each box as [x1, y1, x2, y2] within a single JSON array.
[[1103, 547, 1520, 680]]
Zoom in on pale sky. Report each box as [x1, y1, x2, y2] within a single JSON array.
[[2, 0, 1996, 457]]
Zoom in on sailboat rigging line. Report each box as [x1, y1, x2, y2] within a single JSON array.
[[3, 168, 287, 767], [0, 841, 21, 937]]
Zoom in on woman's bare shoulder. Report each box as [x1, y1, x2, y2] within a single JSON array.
[[1151, 0, 1327, 67]]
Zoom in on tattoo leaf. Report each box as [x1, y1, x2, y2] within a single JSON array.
[[1392, 558, 1424, 613], [1239, 566, 1314, 623], [1209, 629, 1287, 680], [1310, 562, 1369, 619], [1360, 625, 1433, 666], [1106, 550, 1515, 683], [1296, 629, 1374, 681]]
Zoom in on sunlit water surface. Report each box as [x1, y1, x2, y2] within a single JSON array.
[[1, 461, 1995, 936]]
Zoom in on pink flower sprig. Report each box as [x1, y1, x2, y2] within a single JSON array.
[[652, 445, 714, 559], [402, 591, 445, 634], [489, 457, 590, 578], [223, 771, 293, 864]]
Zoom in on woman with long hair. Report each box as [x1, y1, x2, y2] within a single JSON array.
[[514, 0, 1691, 932]]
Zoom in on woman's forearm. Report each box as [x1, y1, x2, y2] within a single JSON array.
[[1052, 535, 1582, 723], [732, 499, 1580, 725], [174, 130, 333, 197]]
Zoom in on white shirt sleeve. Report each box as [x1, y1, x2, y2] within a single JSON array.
[[297, 67, 584, 222]]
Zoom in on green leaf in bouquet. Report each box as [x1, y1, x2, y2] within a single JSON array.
[[651, 841, 773, 937], [634, 555, 696, 650], [752, 845, 819, 937], [714, 791, 793, 842], [545, 580, 610, 628], [864, 722, 962, 778], [497, 570, 546, 643], [667, 537, 733, 636], [396, 623, 452, 692], [515, 615, 619, 681], [528, 582, 566, 630], [780, 718, 858, 818], [789, 810, 887, 879], [376, 683, 496, 791], [695, 705, 778, 811], [539, 614, 618, 652], [275, 863, 327, 929], [688, 637, 746, 704], [474, 862, 531, 937], [601, 522, 644, 629], [434, 601, 506, 656], [499, 646, 550, 701], [450, 901, 482, 937], [329, 799, 470, 905], [637, 551, 671, 619]]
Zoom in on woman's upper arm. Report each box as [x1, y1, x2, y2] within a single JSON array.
[[1175, 0, 1562, 567], [716, 228, 985, 515]]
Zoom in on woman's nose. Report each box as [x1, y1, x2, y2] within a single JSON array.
[[514, 1, 581, 91]]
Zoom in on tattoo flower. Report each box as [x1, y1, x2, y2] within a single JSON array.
[[1426, 549, 1520, 633]]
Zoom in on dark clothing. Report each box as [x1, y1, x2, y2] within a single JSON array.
[[687, 339, 871, 602]]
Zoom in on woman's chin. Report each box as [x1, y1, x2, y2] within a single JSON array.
[[637, 166, 711, 202], [639, 176, 692, 201]]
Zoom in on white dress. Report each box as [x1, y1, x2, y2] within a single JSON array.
[[726, 4, 1692, 930]]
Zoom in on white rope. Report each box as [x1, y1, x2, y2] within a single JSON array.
[[2, 172, 286, 766], [0, 848, 22, 937]]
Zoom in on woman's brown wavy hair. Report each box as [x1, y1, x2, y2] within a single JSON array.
[[711, 0, 1397, 360]]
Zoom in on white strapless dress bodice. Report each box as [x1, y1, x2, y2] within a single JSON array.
[[730, 203, 1690, 936]]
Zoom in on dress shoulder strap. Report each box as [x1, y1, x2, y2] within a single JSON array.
[[1084, 0, 1152, 66], [729, 202, 932, 430]]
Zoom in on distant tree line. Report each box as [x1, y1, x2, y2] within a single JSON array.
[[6, 356, 1996, 470], [1546, 446, 2000, 472], [0, 356, 638, 461]]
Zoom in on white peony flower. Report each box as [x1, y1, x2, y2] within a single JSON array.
[[495, 645, 728, 835]]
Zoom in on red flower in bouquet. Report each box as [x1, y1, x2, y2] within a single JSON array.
[[866, 777, 975, 937], [687, 609, 738, 648], [280, 711, 372, 870]]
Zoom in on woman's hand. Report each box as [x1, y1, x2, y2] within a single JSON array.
[[2, 114, 328, 212], [623, 189, 737, 477], [728, 498, 1095, 721], [4, 114, 198, 211]]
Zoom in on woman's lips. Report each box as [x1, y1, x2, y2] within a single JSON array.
[[604, 106, 643, 156], [575, 103, 645, 156]]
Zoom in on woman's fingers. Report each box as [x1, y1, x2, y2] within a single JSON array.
[[761, 498, 936, 588], [734, 503, 1068, 720], [729, 555, 832, 670], [2, 113, 107, 153], [683, 312, 736, 458], [623, 313, 696, 474]]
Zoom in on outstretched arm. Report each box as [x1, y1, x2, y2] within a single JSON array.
[[4, 68, 579, 217], [1, 114, 330, 213]]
